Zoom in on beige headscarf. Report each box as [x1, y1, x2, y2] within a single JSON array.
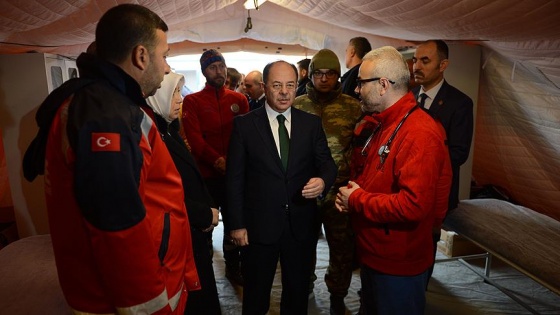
[[146, 72, 185, 123]]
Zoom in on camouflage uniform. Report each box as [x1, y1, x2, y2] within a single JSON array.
[[294, 82, 362, 298]]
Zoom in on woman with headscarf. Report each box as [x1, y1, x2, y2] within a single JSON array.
[[147, 72, 221, 314]]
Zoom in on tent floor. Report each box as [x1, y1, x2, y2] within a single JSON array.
[[212, 223, 560, 315]]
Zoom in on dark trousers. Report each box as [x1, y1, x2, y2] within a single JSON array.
[[426, 228, 441, 289], [184, 231, 221, 314], [360, 265, 429, 315], [241, 219, 316, 315], [204, 177, 242, 269]]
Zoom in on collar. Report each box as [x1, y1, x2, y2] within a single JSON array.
[[420, 78, 444, 100], [202, 82, 226, 95], [76, 52, 147, 106], [265, 103, 292, 123], [374, 92, 417, 125]]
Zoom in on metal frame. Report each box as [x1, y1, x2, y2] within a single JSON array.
[[436, 252, 541, 315]]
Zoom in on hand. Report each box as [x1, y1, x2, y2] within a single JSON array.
[[302, 177, 325, 199], [230, 228, 249, 246], [211, 207, 219, 226], [214, 157, 226, 175], [202, 207, 220, 232], [202, 225, 214, 233], [335, 181, 360, 213]]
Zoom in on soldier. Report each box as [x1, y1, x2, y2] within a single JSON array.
[[294, 49, 362, 315]]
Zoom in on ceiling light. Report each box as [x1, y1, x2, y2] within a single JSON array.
[[244, 0, 267, 10]]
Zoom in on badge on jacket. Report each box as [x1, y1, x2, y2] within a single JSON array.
[[231, 104, 240, 114]]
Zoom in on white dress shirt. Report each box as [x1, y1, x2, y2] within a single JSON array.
[[264, 103, 292, 157]]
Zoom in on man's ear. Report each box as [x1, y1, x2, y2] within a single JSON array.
[[132, 45, 149, 71], [302, 69, 308, 78], [439, 59, 449, 73]]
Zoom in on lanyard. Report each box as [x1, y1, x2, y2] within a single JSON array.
[[378, 105, 419, 165]]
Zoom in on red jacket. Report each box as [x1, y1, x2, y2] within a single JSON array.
[[43, 54, 200, 314], [182, 83, 249, 178], [349, 92, 452, 276]]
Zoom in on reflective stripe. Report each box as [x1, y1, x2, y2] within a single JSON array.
[[139, 109, 154, 150], [70, 284, 184, 315], [169, 283, 184, 311], [116, 288, 169, 315]]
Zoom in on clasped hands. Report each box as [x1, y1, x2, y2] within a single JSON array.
[[335, 181, 360, 213]]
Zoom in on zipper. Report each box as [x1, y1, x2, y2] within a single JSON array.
[[158, 212, 171, 266]]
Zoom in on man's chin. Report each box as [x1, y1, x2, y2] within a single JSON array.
[[209, 81, 225, 88]]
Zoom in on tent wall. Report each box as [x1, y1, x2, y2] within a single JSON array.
[[473, 49, 560, 221], [0, 53, 78, 237], [444, 43, 481, 201]]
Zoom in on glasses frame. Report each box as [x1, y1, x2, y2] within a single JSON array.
[[356, 77, 395, 89], [312, 70, 339, 79]]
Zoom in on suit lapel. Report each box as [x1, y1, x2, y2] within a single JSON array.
[[287, 108, 304, 174], [429, 80, 449, 116], [253, 108, 285, 173]]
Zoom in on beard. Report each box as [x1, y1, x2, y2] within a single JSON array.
[[142, 60, 164, 98], [207, 75, 226, 88]]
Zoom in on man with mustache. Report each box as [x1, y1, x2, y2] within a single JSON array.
[[182, 49, 249, 287], [411, 40, 474, 286]]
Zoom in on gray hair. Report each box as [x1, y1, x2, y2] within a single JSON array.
[[362, 46, 410, 92]]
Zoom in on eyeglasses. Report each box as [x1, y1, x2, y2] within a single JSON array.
[[312, 70, 338, 79], [356, 77, 395, 89], [268, 82, 296, 91]]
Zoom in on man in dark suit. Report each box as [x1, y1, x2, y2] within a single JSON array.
[[412, 39, 474, 283], [341, 37, 372, 99], [245, 70, 266, 111], [225, 60, 337, 315]]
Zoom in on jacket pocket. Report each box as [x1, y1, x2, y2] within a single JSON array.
[[158, 212, 170, 265]]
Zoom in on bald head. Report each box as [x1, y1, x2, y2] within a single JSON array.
[[244, 70, 264, 100]]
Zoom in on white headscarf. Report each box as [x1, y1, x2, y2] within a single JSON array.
[[146, 72, 185, 123]]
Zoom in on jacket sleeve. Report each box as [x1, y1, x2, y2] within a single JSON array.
[[312, 116, 338, 197], [185, 197, 214, 229], [225, 117, 247, 231], [448, 96, 473, 168]]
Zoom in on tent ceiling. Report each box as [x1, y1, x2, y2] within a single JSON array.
[[1, 0, 558, 83]]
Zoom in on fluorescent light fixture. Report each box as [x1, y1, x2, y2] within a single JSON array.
[[244, 0, 267, 10]]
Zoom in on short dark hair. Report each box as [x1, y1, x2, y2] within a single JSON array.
[[96, 4, 168, 64], [227, 67, 242, 87], [263, 61, 298, 85], [426, 40, 449, 61], [297, 58, 311, 71], [349, 37, 372, 59]]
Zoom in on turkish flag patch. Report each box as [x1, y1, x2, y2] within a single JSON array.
[[91, 132, 121, 152]]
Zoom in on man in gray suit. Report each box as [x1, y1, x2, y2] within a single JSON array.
[[225, 60, 337, 315]]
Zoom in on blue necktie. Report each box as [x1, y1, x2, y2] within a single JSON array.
[[277, 114, 290, 170]]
